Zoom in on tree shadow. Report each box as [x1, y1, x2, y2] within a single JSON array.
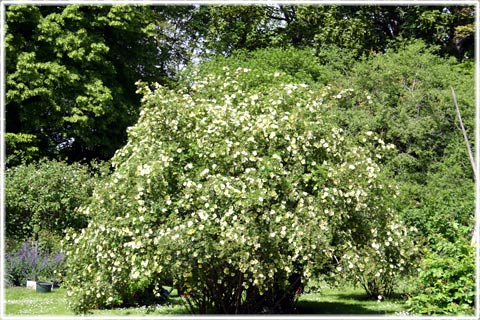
[[296, 300, 387, 315], [294, 291, 405, 315]]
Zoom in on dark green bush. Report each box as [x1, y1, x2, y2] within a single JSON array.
[[400, 136, 474, 249], [5, 159, 105, 245], [407, 237, 475, 315], [325, 40, 474, 188]]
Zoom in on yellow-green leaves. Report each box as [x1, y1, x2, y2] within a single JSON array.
[[5, 5, 166, 163]]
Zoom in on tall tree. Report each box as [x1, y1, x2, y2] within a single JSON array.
[[5, 5, 200, 165]]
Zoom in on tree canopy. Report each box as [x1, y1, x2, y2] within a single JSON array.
[[5, 5, 201, 164], [5, 4, 474, 165], [202, 5, 474, 58]]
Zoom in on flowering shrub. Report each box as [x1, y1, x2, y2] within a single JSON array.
[[333, 220, 418, 298], [63, 61, 413, 314]]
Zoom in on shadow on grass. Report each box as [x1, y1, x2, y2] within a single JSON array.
[[336, 292, 408, 301], [296, 300, 386, 315], [295, 289, 406, 315]]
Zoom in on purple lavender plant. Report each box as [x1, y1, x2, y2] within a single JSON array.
[[52, 252, 65, 265], [5, 241, 66, 286], [18, 241, 42, 280]]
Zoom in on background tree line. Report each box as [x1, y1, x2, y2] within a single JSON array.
[[5, 4, 474, 165]]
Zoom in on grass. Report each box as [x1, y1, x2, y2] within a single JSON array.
[[4, 287, 187, 316], [5, 287, 71, 316], [4, 286, 408, 316], [296, 287, 408, 315]]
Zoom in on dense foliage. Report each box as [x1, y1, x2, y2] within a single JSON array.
[[5, 159, 102, 246], [407, 237, 475, 315], [5, 5, 201, 164], [63, 55, 415, 314], [304, 42, 476, 312], [203, 6, 474, 59], [5, 5, 474, 165], [322, 41, 475, 199]]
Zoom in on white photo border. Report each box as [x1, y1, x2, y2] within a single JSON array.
[[0, 1, 478, 319]]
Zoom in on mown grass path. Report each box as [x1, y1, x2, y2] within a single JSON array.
[[4, 286, 407, 316]]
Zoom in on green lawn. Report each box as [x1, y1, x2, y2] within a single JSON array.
[[4, 286, 408, 316], [4, 287, 187, 316], [5, 287, 72, 316], [297, 287, 408, 315]]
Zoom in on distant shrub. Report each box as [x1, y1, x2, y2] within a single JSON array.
[[181, 47, 341, 87], [326, 40, 474, 188], [5, 159, 105, 244]]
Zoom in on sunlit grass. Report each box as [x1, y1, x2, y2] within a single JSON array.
[[5, 286, 408, 316], [5, 287, 71, 315], [4, 287, 188, 316]]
